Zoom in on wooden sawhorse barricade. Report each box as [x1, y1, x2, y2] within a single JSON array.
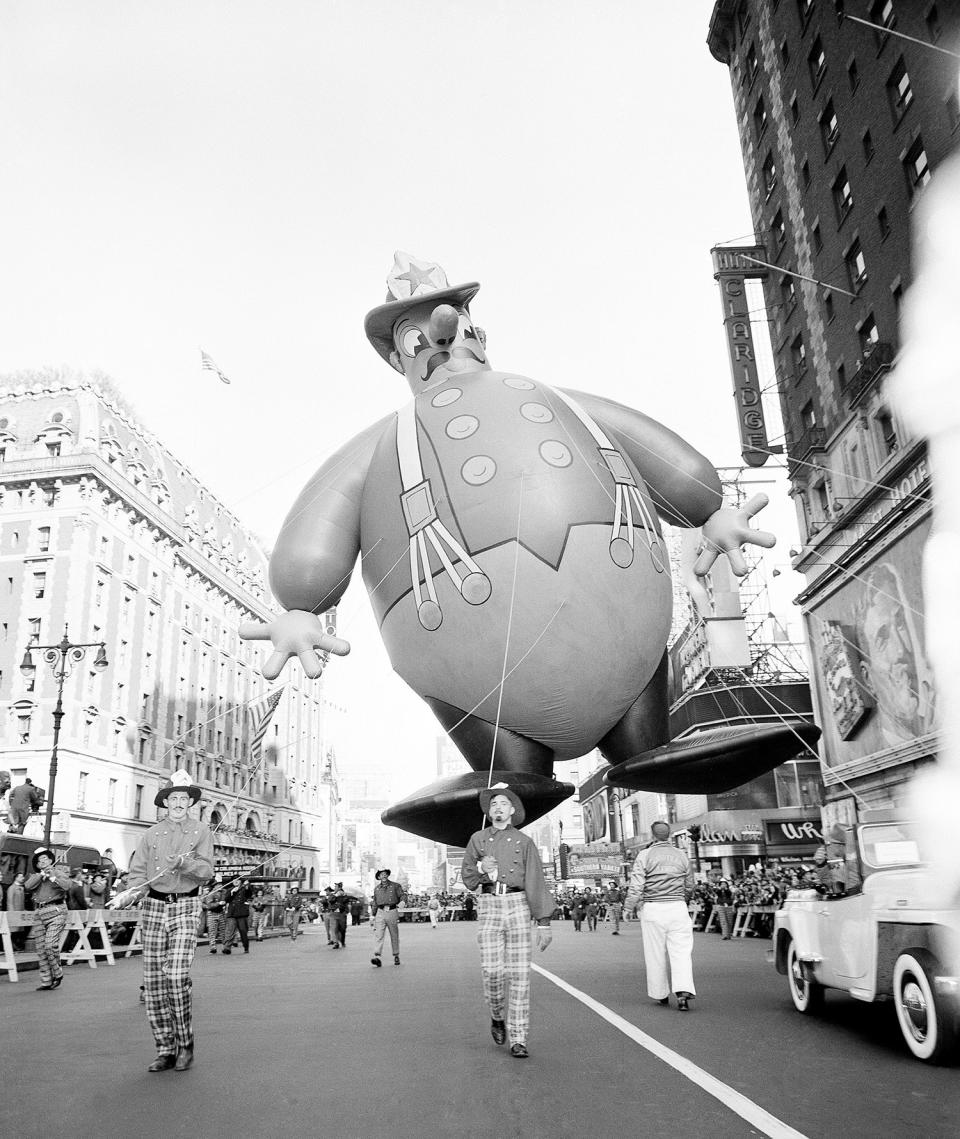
[[0, 909, 142, 982], [731, 904, 778, 938]]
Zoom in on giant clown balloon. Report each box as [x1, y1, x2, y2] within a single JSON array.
[[241, 253, 819, 845]]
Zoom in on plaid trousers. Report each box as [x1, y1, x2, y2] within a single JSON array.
[[36, 904, 67, 986], [477, 893, 533, 1046], [141, 896, 201, 1054]]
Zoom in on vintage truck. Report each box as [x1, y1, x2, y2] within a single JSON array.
[[772, 809, 960, 1064]]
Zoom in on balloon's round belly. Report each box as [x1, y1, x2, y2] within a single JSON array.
[[379, 525, 672, 760]]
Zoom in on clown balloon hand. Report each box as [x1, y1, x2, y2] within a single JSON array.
[[239, 610, 351, 681], [693, 494, 776, 579], [536, 928, 553, 952]]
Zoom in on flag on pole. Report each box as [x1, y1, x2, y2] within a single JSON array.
[[200, 348, 231, 385], [249, 688, 284, 765]]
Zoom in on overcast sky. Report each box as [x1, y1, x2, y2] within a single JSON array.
[[0, 1, 806, 798]]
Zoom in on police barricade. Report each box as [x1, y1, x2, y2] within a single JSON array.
[[0, 908, 143, 982], [732, 904, 778, 938]]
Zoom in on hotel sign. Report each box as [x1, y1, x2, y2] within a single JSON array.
[[711, 244, 770, 468]]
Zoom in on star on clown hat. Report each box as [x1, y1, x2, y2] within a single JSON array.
[[364, 251, 480, 364]]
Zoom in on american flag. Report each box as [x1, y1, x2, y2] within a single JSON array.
[[200, 348, 231, 385], [249, 688, 284, 765]]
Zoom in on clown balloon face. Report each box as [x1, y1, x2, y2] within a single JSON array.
[[390, 302, 488, 393]]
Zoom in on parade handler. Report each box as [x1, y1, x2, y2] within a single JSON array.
[[370, 868, 405, 967], [624, 819, 696, 1012], [461, 783, 554, 1059], [24, 847, 72, 991], [110, 769, 214, 1072]]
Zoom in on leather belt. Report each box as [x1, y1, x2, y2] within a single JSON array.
[[38, 900, 66, 908], [379, 904, 398, 910], [148, 887, 199, 903], [481, 884, 524, 895]]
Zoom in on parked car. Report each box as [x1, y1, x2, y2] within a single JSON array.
[[772, 809, 960, 1064]]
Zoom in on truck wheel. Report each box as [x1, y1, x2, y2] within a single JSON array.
[[786, 935, 824, 1014], [893, 950, 958, 1064]]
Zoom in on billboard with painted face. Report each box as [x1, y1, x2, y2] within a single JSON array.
[[809, 517, 937, 767]]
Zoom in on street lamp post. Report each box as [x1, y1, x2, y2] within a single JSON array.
[[21, 626, 108, 846]]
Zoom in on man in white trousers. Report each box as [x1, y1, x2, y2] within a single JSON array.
[[624, 820, 696, 1012]]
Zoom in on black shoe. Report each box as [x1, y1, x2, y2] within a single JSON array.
[[676, 992, 693, 1012], [657, 996, 670, 1006], [510, 1043, 529, 1059], [611, 931, 619, 935], [209, 949, 217, 954], [222, 949, 231, 955], [371, 956, 382, 967], [490, 1019, 507, 1046], [50, 976, 63, 989], [174, 1044, 194, 1072], [35, 984, 55, 991], [148, 1054, 176, 1072], [393, 955, 400, 966]]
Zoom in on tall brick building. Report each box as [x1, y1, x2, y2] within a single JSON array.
[[0, 372, 341, 886], [707, 1, 959, 833]]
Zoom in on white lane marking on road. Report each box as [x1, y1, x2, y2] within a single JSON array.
[[533, 964, 809, 1139]]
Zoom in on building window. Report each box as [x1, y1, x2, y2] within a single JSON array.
[[771, 209, 786, 247], [46, 441, 61, 458], [859, 315, 880, 355], [17, 712, 31, 744], [862, 129, 875, 165], [792, 335, 808, 374], [801, 400, 816, 429], [78, 772, 88, 811], [946, 90, 960, 132], [107, 778, 117, 815], [824, 293, 835, 322], [820, 99, 839, 154], [28, 617, 41, 645], [832, 167, 853, 222], [808, 37, 826, 90], [790, 94, 800, 125], [134, 784, 144, 819], [42, 486, 58, 507], [926, 5, 942, 41], [780, 39, 790, 66], [869, 0, 896, 47], [801, 158, 811, 188], [762, 152, 777, 196], [37, 526, 50, 553], [744, 42, 759, 88], [837, 362, 846, 389], [33, 572, 46, 599], [753, 95, 768, 139], [887, 57, 913, 120], [877, 408, 899, 455], [781, 276, 797, 313], [903, 137, 931, 196], [797, 0, 814, 28], [845, 239, 867, 290], [814, 480, 832, 519], [847, 59, 859, 92], [878, 205, 890, 239]]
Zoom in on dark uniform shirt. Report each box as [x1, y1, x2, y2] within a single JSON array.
[[461, 825, 555, 924], [24, 866, 72, 905]]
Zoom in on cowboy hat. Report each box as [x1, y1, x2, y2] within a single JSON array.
[[374, 868, 392, 880], [479, 783, 525, 827], [31, 846, 56, 870], [154, 768, 202, 807], [364, 251, 480, 365]]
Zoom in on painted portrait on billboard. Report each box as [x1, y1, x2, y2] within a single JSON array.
[[810, 518, 937, 767], [855, 560, 936, 746]]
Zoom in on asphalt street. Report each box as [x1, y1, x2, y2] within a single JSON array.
[[3, 919, 959, 1139]]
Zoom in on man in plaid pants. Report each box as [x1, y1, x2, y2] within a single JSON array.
[[111, 770, 214, 1072], [461, 784, 554, 1059]]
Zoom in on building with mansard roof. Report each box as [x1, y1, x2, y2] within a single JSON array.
[[0, 371, 341, 888]]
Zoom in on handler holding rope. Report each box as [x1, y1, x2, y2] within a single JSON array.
[[110, 769, 213, 1073]]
